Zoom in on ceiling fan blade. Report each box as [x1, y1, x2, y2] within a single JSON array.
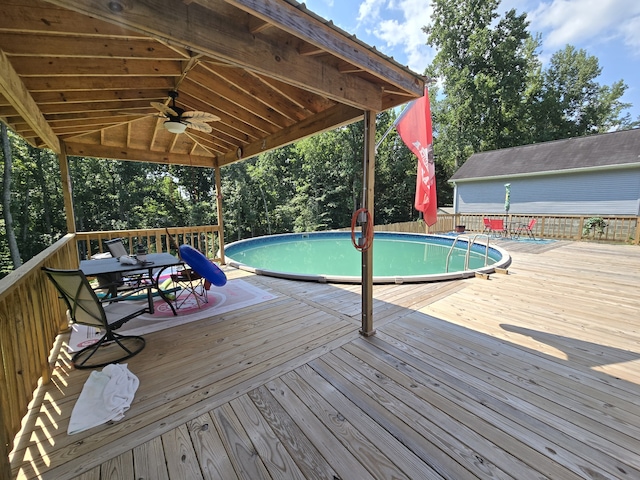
[[185, 121, 213, 133], [182, 111, 221, 122], [151, 102, 177, 117]]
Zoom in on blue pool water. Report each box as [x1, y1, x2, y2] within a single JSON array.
[[224, 232, 511, 284]]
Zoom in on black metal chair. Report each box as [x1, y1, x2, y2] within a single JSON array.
[[164, 228, 208, 310], [101, 238, 154, 297], [43, 267, 149, 369], [170, 268, 208, 309]]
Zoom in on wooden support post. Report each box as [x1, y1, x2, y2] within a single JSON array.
[[360, 110, 376, 337], [214, 164, 226, 264], [59, 141, 76, 234]]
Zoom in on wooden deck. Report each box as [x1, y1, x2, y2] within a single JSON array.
[[10, 240, 640, 479]]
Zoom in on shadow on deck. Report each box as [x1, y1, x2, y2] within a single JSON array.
[[10, 241, 640, 479]]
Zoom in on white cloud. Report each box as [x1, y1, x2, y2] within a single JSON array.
[[357, 0, 385, 23], [358, 0, 435, 73], [619, 14, 640, 51], [528, 0, 640, 52]]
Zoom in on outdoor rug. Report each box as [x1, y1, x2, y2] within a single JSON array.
[[68, 279, 277, 352]]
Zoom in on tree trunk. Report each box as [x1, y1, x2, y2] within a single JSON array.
[[34, 148, 52, 235], [1, 123, 22, 268]]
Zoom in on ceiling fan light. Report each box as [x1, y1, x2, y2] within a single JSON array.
[[164, 120, 187, 134]]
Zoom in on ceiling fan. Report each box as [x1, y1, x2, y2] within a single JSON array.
[[151, 91, 220, 134]]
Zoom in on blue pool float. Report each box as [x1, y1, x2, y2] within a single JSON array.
[[179, 245, 227, 287]]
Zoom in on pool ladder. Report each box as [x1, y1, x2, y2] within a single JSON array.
[[445, 234, 491, 273]]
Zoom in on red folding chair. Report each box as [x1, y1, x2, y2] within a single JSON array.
[[484, 218, 507, 237], [514, 218, 537, 239]]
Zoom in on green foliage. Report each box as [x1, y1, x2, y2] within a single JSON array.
[[0, 220, 13, 278], [425, 0, 632, 173], [582, 217, 608, 237], [2, 0, 636, 271]]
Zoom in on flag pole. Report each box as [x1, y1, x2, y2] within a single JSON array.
[[375, 122, 395, 152], [375, 78, 431, 152]]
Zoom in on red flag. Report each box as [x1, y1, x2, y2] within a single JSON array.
[[395, 88, 437, 226]]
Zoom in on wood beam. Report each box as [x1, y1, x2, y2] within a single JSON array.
[[22, 76, 176, 92], [0, 49, 60, 152], [201, 64, 311, 122], [0, 33, 184, 60], [64, 142, 216, 168], [30, 89, 169, 105], [218, 103, 363, 166], [43, 0, 384, 111], [224, 0, 424, 96], [12, 57, 183, 77]]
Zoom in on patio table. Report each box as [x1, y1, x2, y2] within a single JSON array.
[[80, 253, 182, 315]]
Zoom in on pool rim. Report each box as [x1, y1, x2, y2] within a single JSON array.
[[223, 231, 512, 284]]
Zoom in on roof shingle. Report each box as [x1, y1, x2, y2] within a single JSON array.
[[449, 129, 640, 182]]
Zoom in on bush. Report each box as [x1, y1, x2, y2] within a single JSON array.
[[582, 217, 607, 237]]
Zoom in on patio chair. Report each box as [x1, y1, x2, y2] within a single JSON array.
[[43, 267, 148, 369], [513, 218, 537, 239], [101, 238, 155, 295], [104, 238, 128, 259], [170, 267, 208, 309], [485, 218, 507, 237], [164, 229, 208, 309]]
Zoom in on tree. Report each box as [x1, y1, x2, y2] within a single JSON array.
[[423, 0, 632, 178], [425, 0, 539, 176], [1, 123, 21, 269], [530, 45, 631, 140]]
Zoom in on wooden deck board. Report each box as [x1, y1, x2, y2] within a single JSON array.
[[10, 241, 640, 479]]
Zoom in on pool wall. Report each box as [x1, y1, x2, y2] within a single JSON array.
[[224, 231, 511, 284]]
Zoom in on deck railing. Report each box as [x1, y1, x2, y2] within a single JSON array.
[[75, 225, 225, 262], [1, 225, 224, 477], [1, 215, 637, 476], [370, 214, 639, 245], [0, 234, 79, 479]]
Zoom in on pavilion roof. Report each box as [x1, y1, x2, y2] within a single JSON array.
[[0, 0, 425, 168]]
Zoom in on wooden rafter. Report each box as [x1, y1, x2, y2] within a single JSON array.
[[0, 49, 59, 152]]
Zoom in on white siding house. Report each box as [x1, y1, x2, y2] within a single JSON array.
[[448, 129, 640, 216]]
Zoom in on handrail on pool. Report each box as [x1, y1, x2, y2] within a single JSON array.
[[446, 234, 491, 272]]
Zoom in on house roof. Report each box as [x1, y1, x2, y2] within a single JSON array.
[[449, 129, 640, 182], [0, 0, 425, 168]]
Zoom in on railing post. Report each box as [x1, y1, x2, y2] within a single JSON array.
[[577, 216, 585, 241], [215, 166, 226, 264]]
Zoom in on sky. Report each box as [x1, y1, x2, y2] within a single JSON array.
[[304, 0, 640, 122]]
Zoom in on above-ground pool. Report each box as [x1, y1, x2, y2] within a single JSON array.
[[224, 232, 511, 283]]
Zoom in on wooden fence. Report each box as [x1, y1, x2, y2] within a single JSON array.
[[369, 214, 639, 245]]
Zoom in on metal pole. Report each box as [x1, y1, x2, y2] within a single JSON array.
[[374, 121, 395, 152]]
